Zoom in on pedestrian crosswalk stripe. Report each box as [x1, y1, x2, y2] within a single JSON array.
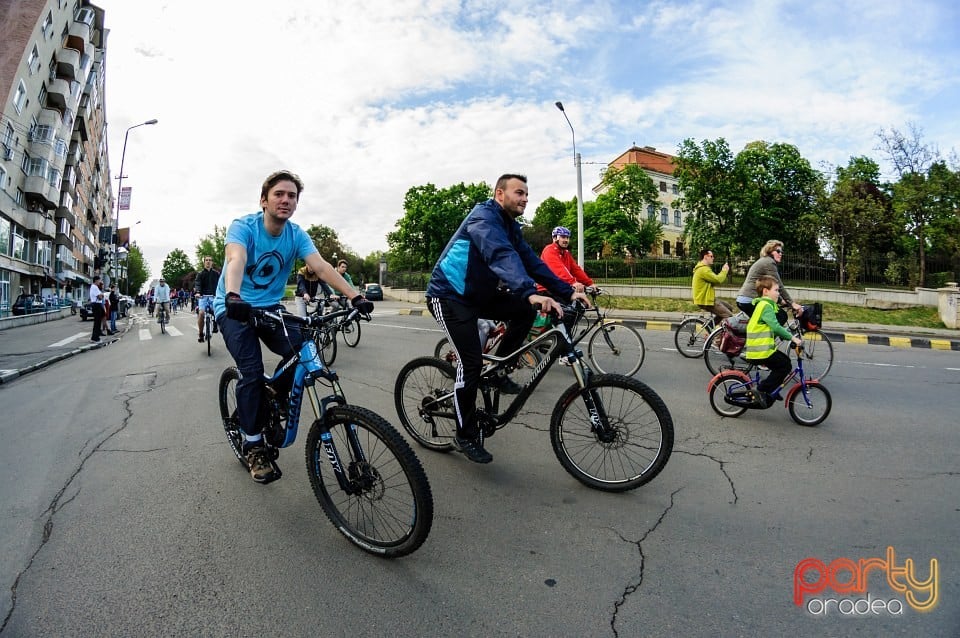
[[49, 332, 90, 347]]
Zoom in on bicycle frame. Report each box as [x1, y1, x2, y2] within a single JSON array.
[[254, 308, 371, 494], [724, 347, 815, 409]]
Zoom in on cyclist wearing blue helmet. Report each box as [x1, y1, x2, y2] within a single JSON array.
[[539, 225, 594, 293]]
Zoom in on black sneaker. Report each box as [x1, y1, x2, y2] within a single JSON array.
[[495, 375, 523, 395], [452, 435, 493, 463], [212, 324, 219, 333], [198, 335, 204, 342], [753, 392, 769, 408]]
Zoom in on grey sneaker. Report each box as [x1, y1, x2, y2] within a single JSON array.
[[245, 446, 277, 483]]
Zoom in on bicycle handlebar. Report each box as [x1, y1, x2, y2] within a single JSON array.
[[253, 306, 367, 328]]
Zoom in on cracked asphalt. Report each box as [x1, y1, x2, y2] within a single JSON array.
[[0, 304, 957, 636]]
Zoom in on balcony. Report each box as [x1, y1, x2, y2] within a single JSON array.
[[56, 46, 81, 81], [55, 231, 74, 250], [24, 176, 58, 210], [55, 204, 77, 227], [21, 208, 57, 240], [68, 19, 91, 46]]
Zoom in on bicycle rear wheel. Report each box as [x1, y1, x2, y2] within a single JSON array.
[[707, 371, 751, 418], [160, 310, 166, 334], [703, 326, 748, 376], [587, 323, 645, 376], [550, 374, 673, 492], [217, 367, 246, 467], [674, 317, 710, 358], [341, 318, 361, 347], [394, 357, 458, 451], [305, 405, 433, 557]]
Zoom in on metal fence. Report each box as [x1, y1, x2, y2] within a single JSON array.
[[385, 253, 958, 291]]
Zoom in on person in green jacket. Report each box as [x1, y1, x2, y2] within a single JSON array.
[[692, 248, 734, 319], [745, 275, 802, 407]]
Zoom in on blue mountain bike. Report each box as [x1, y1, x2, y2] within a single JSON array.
[[218, 306, 433, 557]]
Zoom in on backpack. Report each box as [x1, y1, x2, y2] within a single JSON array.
[[723, 312, 750, 336]]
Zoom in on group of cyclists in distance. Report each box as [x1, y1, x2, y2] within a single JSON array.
[[202, 168, 806, 482]]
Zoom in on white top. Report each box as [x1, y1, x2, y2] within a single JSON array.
[[89, 283, 103, 304], [154, 283, 171, 302]]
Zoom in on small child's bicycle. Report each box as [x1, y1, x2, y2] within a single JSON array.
[[706, 344, 832, 426], [218, 306, 433, 557]]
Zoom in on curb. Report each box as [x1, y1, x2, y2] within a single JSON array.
[[0, 323, 124, 386], [393, 306, 960, 351]]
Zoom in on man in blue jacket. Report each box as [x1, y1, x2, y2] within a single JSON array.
[[426, 174, 589, 464]]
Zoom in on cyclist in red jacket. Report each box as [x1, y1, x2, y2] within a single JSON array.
[[539, 226, 593, 293]]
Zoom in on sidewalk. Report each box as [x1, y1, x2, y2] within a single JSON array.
[[398, 306, 960, 351]]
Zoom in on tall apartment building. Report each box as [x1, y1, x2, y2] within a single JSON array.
[[595, 145, 686, 258], [0, 0, 111, 314]]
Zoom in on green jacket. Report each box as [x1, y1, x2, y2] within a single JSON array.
[[745, 296, 793, 359], [691, 261, 727, 306]]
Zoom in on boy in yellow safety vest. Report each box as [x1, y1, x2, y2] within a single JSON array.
[[744, 275, 802, 407]]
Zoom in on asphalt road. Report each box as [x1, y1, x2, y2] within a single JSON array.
[[0, 303, 957, 636]]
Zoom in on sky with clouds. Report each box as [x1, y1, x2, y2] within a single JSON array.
[[94, 0, 960, 281]]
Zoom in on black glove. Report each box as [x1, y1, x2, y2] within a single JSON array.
[[225, 292, 251, 321], [351, 295, 374, 315]]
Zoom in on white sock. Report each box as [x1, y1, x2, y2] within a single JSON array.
[[243, 433, 262, 445]]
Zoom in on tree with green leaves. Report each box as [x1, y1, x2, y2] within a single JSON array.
[[821, 157, 895, 286], [877, 125, 954, 286], [387, 181, 491, 270], [162, 248, 195, 288], [124, 243, 150, 295], [674, 138, 744, 261], [195, 225, 227, 269]]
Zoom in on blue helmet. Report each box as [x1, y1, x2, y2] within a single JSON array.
[[552, 226, 572, 238]]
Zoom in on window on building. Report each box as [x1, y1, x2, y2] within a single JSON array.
[[2, 123, 13, 148], [13, 81, 28, 114], [674, 210, 681, 226], [15, 189, 24, 207], [660, 207, 668, 224], [675, 240, 685, 258], [28, 46, 41, 75], [37, 240, 52, 267], [12, 224, 27, 261], [647, 204, 656, 221], [0, 166, 6, 191], [659, 181, 667, 192], [0, 216, 10, 255], [41, 12, 54, 38], [662, 240, 671, 256], [47, 166, 61, 188], [672, 184, 679, 195]]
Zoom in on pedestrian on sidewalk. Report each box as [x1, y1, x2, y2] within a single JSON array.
[[108, 284, 119, 334], [89, 276, 105, 342]]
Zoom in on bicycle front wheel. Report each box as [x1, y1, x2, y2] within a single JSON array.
[[217, 367, 246, 467], [550, 374, 673, 492], [587, 323, 645, 376], [341, 318, 361, 347], [674, 317, 710, 358], [787, 381, 832, 426], [394, 357, 458, 451], [305, 405, 433, 558], [433, 337, 457, 363], [315, 325, 338, 366], [798, 330, 833, 380]]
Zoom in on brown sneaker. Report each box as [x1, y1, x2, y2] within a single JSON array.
[[245, 446, 277, 483]]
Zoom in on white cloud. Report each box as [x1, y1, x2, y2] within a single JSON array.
[[94, 0, 960, 280]]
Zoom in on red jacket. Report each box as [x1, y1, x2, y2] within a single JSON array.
[[537, 242, 593, 291]]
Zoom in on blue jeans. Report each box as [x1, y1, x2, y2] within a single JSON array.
[[109, 310, 117, 332], [219, 310, 303, 437]]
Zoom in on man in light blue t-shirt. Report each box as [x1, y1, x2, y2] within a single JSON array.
[[217, 169, 372, 484]]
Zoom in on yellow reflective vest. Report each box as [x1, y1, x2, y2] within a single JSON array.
[[745, 297, 779, 359]]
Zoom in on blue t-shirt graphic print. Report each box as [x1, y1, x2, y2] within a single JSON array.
[[213, 212, 318, 318]]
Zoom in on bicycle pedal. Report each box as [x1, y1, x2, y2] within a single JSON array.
[[260, 461, 283, 484]]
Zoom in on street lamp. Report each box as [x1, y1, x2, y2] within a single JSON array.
[[112, 118, 158, 286], [555, 101, 585, 267]]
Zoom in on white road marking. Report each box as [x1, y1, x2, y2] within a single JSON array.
[[139, 329, 152, 340], [49, 332, 90, 347], [165, 326, 183, 336]]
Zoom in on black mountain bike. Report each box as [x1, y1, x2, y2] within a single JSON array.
[[219, 307, 433, 557], [395, 303, 674, 492]]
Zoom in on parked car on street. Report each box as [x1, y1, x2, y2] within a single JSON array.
[[78, 300, 95, 321], [11, 294, 45, 315], [363, 283, 384, 301]]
